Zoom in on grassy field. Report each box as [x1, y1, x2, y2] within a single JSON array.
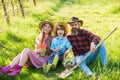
[[0, 0, 120, 80]]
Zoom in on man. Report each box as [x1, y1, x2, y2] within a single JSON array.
[[67, 17, 107, 76]]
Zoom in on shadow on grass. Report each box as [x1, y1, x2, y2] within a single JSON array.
[[6, 31, 24, 43], [107, 59, 120, 70], [0, 43, 11, 52], [0, 31, 24, 52], [0, 74, 16, 80], [44, 64, 65, 77], [32, 0, 68, 22]]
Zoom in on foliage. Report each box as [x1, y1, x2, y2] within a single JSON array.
[[0, 0, 120, 80]]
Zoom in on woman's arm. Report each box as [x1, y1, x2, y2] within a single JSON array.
[[34, 35, 44, 54]]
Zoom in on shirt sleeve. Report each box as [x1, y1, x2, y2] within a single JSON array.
[[65, 39, 72, 49], [82, 29, 101, 44]]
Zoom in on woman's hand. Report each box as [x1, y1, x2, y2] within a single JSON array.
[[36, 49, 44, 54]]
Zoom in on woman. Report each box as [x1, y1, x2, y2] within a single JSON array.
[[0, 21, 54, 76]]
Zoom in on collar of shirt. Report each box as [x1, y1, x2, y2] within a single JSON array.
[[56, 36, 65, 40]]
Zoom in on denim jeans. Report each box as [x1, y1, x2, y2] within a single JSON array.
[[75, 43, 107, 75]]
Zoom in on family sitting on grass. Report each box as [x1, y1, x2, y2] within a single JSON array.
[[0, 17, 107, 78]]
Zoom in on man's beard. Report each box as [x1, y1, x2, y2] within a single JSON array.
[[71, 28, 79, 36]]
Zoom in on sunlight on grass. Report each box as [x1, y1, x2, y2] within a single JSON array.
[[0, 0, 120, 80]]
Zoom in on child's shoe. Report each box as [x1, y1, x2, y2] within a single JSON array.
[[51, 64, 56, 70]]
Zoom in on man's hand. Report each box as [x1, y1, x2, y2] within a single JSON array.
[[90, 42, 96, 53], [63, 52, 69, 61]]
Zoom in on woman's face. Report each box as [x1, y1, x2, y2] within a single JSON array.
[[42, 24, 52, 34], [57, 26, 65, 37]]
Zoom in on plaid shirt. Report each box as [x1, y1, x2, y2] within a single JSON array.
[[67, 29, 101, 56]]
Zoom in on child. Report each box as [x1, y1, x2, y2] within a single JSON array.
[[43, 22, 72, 73]]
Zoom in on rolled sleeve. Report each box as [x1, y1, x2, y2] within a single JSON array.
[[66, 39, 72, 48]]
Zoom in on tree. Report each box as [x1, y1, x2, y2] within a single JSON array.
[[11, 0, 15, 16], [1, 0, 10, 24], [18, 0, 25, 18], [33, 0, 36, 6]]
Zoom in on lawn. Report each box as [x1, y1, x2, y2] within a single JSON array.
[[0, 0, 120, 80]]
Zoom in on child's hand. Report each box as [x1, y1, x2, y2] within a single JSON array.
[[54, 48, 60, 52]]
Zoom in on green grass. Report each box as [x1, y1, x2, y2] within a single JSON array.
[[0, 0, 120, 80]]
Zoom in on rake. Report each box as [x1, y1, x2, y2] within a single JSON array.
[[58, 27, 117, 78]]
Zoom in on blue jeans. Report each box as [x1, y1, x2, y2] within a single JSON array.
[[48, 51, 64, 64], [75, 43, 107, 75]]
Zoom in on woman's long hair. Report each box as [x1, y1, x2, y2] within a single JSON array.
[[39, 28, 52, 45], [36, 24, 53, 55]]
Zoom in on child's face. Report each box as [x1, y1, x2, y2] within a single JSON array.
[[57, 26, 65, 37]]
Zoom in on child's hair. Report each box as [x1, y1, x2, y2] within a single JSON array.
[[55, 25, 67, 36]]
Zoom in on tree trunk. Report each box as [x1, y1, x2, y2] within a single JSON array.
[[33, 0, 36, 6], [1, 0, 10, 24], [18, 0, 25, 18], [11, 1, 15, 16]]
